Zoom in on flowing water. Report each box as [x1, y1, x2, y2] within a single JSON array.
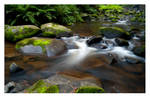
[[5, 21, 145, 93]]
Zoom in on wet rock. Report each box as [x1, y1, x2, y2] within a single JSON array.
[[5, 81, 15, 93], [23, 72, 103, 93], [41, 23, 72, 38], [5, 25, 40, 42], [5, 80, 30, 93], [115, 38, 129, 46], [86, 36, 102, 46], [9, 62, 23, 73], [132, 45, 145, 57], [99, 27, 130, 39], [16, 37, 67, 57]]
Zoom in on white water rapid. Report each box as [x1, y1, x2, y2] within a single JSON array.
[[60, 36, 145, 65]]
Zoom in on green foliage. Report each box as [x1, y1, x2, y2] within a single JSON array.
[[99, 5, 123, 13], [5, 5, 55, 26], [76, 86, 105, 93], [5, 5, 84, 26], [5, 5, 145, 26], [53, 5, 84, 25], [98, 5, 124, 22], [130, 11, 145, 22]]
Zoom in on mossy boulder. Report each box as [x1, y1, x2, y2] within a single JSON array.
[[25, 80, 59, 93], [23, 72, 103, 93], [16, 37, 67, 57], [76, 86, 105, 93], [99, 27, 130, 39], [5, 25, 40, 42], [41, 23, 72, 38]]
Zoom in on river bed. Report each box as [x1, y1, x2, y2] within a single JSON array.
[[5, 21, 145, 93]]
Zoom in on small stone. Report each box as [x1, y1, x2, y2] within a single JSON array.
[[9, 62, 23, 73]]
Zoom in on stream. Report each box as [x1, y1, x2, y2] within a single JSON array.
[[5, 21, 145, 93]]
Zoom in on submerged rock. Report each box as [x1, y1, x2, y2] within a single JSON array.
[[15, 37, 67, 57], [81, 54, 113, 69], [23, 72, 103, 93], [5, 25, 40, 42], [41, 23, 72, 38], [99, 27, 130, 39]]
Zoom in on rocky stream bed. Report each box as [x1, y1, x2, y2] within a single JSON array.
[[5, 21, 145, 93]]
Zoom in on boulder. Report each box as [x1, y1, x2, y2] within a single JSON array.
[[15, 37, 67, 57], [5, 25, 40, 42], [99, 27, 130, 39], [41, 23, 72, 38], [23, 72, 104, 93], [86, 36, 102, 46], [24, 80, 59, 93], [115, 38, 129, 46]]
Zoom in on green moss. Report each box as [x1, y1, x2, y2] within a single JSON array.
[[45, 85, 59, 93], [26, 80, 59, 93], [99, 27, 130, 36], [41, 23, 71, 37], [5, 25, 40, 42], [76, 86, 105, 93], [5, 25, 15, 41], [111, 19, 118, 22], [15, 38, 52, 52]]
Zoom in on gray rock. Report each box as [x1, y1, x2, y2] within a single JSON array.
[[20, 45, 43, 54], [5, 81, 15, 93]]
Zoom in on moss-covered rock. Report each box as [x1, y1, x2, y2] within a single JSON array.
[[41, 23, 72, 38], [25, 80, 59, 93], [5, 25, 40, 42], [75, 86, 105, 93], [99, 27, 130, 39], [16, 37, 66, 56]]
